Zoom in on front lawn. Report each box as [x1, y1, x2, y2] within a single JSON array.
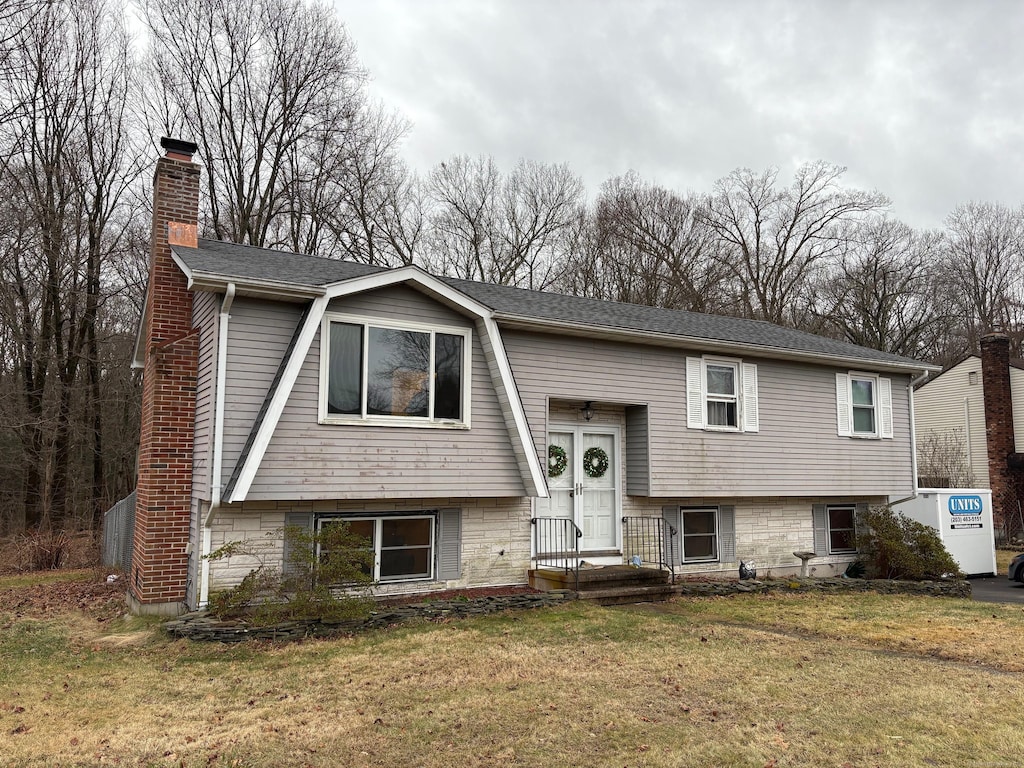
[[2, 571, 1023, 767]]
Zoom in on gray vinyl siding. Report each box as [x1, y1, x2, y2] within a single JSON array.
[[221, 298, 305, 478], [624, 405, 650, 495], [237, 285, 525, 500], [913, 357, 987, 487], [191, 291, 220, 502], [502, 330, 915, 498]]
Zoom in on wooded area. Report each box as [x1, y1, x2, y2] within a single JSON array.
[[1, 0, 1020, 534]]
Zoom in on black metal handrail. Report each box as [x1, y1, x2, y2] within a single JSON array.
[[531, 516, 583, 591], [622, 516, 677, 584]]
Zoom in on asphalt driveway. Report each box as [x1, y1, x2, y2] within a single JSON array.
[[970, 576, 1024, 604]]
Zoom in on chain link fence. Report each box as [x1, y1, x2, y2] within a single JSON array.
[[102, 490, 135, 570]]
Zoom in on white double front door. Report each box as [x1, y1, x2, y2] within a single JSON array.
[[537, 426, 619, 552]]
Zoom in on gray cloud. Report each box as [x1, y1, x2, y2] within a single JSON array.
[[335, 0, 1024, 228]]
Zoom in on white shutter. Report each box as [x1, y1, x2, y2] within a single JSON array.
[[686, 357, 704, 429], [835, 373, 852, 436], [741, 363, 759, 433], [878, 377, 893, 439]]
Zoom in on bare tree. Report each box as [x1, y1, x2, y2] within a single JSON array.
[[702, 162, 888, 326], [812, 218, 947, 359], [916, 428, 976, 488], [423, 155, 584, 288], [572, 172, 730, 312], [940, 202, 1024, 357], [140, 0, 406, 260], [0, 0, 140, 531]]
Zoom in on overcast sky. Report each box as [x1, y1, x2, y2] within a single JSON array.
[[332, 0, 1024, 230]]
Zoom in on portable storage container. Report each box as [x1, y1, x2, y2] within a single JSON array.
[[894, 489, 996, 577]]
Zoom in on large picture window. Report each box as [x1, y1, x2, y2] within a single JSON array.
[[320, 314, 470, 426], [319, 515, 435, 582]]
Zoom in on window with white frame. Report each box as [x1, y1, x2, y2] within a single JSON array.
[[320, 314, 471, 426], [681, 508, 718, 562], [686, 356, 759, 432], [835, 372, 892, 439], [826, 505, 857, 554], [319, 515, 435, 582]]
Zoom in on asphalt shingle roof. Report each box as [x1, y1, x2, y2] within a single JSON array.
[[173, 238, 928, 369]]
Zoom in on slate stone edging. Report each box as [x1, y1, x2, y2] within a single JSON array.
[[164, 578, 970, 643], [672, 576, 972, 599], [164, 591, 574, 643]]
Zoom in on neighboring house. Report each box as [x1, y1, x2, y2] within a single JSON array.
[[913, 334, 1024, 533], [128, 139, 938, 615]]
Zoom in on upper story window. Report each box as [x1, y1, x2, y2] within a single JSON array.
[[835, 372, 892, 439], [686, 356, 759, 433], [850, 376, 876, 434], [319, 313, 471, 427]]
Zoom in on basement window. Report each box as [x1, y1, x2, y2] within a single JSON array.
[[319, 515, 434, 582], [680, 508, 718, 562], [827, 505, 857, 554]]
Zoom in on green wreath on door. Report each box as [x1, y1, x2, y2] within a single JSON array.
[[547, 445, 568, 477], [582, 446, 609, 478]]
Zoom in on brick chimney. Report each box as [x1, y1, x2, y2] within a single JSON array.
[[980, 332, 1017, 532], [129, 137, 201, 616]]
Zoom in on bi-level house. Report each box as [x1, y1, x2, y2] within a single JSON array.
[[128, 138, 938, 615]]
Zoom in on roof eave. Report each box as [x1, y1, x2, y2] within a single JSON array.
[[169, 250, 325, 300], [493, 313, 941, 375]]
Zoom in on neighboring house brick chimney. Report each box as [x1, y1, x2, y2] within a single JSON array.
[[129, 137, 201, 616], [980, 332, 1017, 532]]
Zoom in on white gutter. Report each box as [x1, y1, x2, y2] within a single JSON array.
[[200, 282, 235, 608]]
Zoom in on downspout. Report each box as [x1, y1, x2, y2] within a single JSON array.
[[200, 283, 235, 608], [890, 370, 931, 507]]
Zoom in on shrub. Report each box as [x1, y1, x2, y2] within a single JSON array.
[[206, 523, 374, 623], [22, 529, 70, 571], [855, 506, 961, 580]]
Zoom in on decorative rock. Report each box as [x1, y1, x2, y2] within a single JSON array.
[[164, 591, 572, 643], [672, 577, 971, 600], [164, 579, 971, 643]]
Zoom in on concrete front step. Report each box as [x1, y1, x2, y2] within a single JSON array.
[[530, 565, 671, 592], [575, 584, 677, 605]]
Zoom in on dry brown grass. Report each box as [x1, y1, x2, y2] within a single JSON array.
[[996, 547, 1019, 574], [1, 583, 1023, 767]]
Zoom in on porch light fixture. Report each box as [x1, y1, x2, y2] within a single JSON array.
[[581, 401, 594, 421]]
